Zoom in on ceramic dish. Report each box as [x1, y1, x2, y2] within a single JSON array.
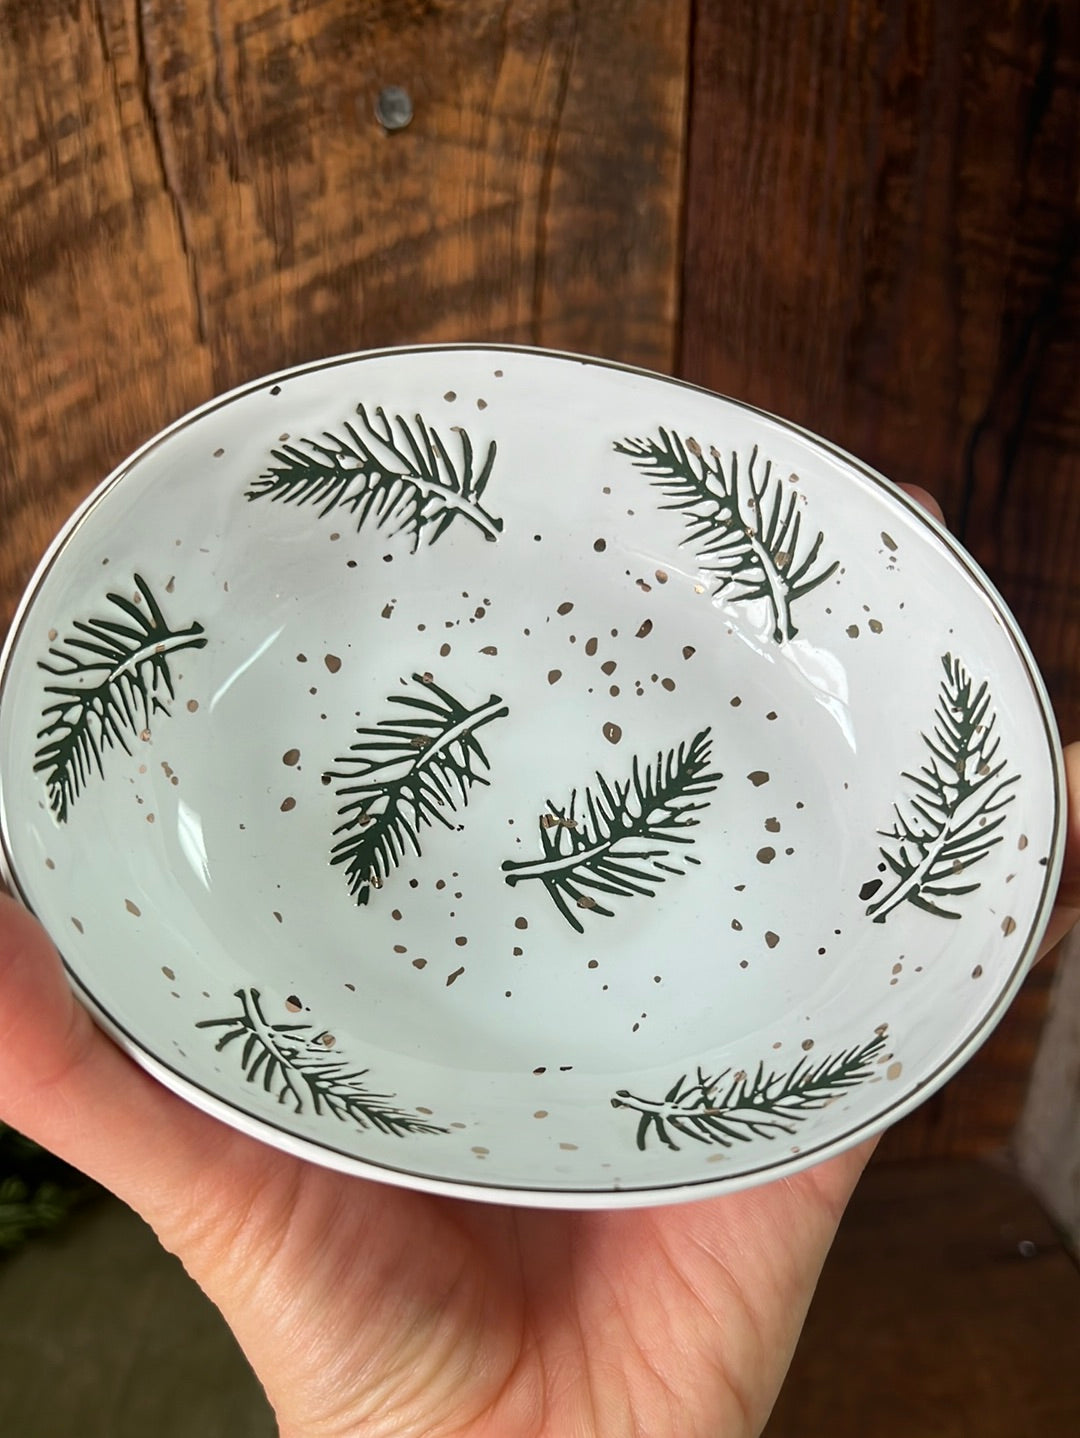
[[0, 346, 1064, 1208]]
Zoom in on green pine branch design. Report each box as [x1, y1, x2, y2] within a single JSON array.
[[862, 654, 1019, 923], [614, 429, 838, 642], [33, 575, 207, 822], [612, 1035, 887, 1152], [197, 989, 447, 1137], [246, 404, 503, 548], [330, 673, 509, 904], [501, 728, 722, 933]]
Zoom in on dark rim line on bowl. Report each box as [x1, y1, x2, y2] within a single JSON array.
[[0, 344, 1066, 1204]]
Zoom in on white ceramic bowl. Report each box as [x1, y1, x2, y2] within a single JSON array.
[[0, 346, 1064, 1208]]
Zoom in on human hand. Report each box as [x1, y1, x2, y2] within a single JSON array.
[[1, 489, 1076, 1438]]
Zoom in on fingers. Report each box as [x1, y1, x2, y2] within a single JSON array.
[[1037, 740, 1080, 958], [0, 892, 248, 1224], [898, 483, 946, 525]]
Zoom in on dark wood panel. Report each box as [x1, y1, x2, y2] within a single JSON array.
[[766, 1159, 1080, 1437], [681, 0, 1080, 1158], [0, 0, 689, 627]]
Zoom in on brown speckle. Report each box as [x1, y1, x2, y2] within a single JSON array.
[[661, 677, 675, 692], [730, 696, 742, 707], [480, 645, 498, 655], [324, 654, 342, 673], [577, 895, 598, 910], [886, 1061, 903, 1080], [381, 603, 395, 619], [765, 931, 779, 948], [548, 669, 562, 685], [585, 636, 598, 656], [1002, 915, 1016, 936], [972, 965, 983, 979], [534, 1110, 548, 1119], [655, 569, 668, 584], [846, 624, 860, 638], [282, 748, 300, 766], [273, 911, 283, 923], [515, 917, 528, 930], [186, 699, 199, 713], [412, 958, 427, 970], [71, 917, 84, 933], [161, 966, 175, 981], [765, 816, 781, 832], [801, 1038, 815, 1051], [140, 729, 151, 742], [637, 578, 652, 592], [557, 601, 574, 615], [446, 966, 465, 986], [1018, 834, 1028, 850], [603, 722, 622, 745], [296, 653, 307, 663], [125, 899, 141, 917], [455, 935, 467, 947], [444, 390, 456, 401], [601, 660, 617, 675], [593, 538, 607, 552], [559, 1142, 578, 1151], [682, 645, 696, 660], [636, 619, 653, 638], [869, 619, 883, 634], [476, 398, 487, 410], [285, 995, 302, 1012], [281, 797, 296, 812], [757, 846, 776, 864]]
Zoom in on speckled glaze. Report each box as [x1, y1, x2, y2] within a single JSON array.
[[0, 346, 1064, 1208]]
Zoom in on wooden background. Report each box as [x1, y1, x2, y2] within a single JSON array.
[[1, 0, 1077, 1163]]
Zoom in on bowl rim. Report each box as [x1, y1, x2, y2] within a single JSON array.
[[0, 342, 1066, 1208]]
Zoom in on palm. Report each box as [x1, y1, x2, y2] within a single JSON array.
[[160, 1124, 867, 1438], [0, 733, 1075, 1436]]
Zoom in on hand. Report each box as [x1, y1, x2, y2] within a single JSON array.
[[1, 489, 1077, 1438]]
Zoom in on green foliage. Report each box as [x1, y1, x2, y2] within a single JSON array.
[[864, 653, 1018, 922], [33, 575, 207, 822], [247, 405, 503, 548], [330, 673, 508, 905], [612, 1035, 887, 1152], [615, 429, 837, 641], [502, 728, 722, 932], [0, 1124, 92, 1254], [197, 990, 446, 1137]]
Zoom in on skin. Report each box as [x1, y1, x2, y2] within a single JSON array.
[[0, 485, 1076, 1437]]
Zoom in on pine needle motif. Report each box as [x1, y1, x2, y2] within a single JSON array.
[[501, 729, 722, 933], [33, 576, 207, 822], [197, 989, 446, 1136], [614, 429, 838, 642], [246, 404, 503, 548], [862, 653, 1019, 923], [330, 674, 509, 904], [612, 1035, 886, 1152]]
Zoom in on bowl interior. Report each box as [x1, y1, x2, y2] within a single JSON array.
[[0, 348, 1062, 1204]]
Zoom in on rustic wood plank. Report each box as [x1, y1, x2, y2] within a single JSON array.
[[681, 0, 1080, 1158], [0, 0, 689, 629], [766, 1159, 1080, 1437]]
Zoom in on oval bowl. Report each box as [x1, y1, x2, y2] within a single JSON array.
[[0, 346, 1064, 1208]]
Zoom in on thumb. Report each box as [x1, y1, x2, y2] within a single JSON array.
[[0, 892, 257, 1232]]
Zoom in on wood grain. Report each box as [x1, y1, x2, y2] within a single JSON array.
[[0, 0, 690, 628], [766, 1158, 1080, 1437], [681, 0, 1080, 1158]]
